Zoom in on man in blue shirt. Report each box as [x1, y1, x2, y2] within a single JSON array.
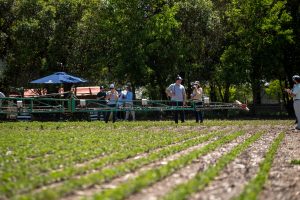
[[166, 75, 186, 123]]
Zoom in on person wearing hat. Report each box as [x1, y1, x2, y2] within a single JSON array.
[[104, 84, 119, 123], [166, 75, 186, 123], [124, 85, 136, 121], [191, 81, 203, 123], [286, 75, 300, 130]]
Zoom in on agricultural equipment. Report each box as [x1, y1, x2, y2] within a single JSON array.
[[0, 95, 249, 121]]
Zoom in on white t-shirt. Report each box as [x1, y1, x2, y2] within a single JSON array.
[[292, 84, 300, 100], [167, 83, 186, 102]]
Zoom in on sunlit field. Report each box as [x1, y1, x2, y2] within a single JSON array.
[[0, 120, 299, 200]]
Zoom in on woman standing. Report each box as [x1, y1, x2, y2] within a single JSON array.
[[286, 75, 300, 130], [191, 81, 203, 123]]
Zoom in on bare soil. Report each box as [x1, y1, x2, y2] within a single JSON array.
[[54, 124, 300, 200]]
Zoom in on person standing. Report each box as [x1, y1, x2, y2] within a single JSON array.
[[97, 86, 106, 103], [116, 88, 125, 120], [166, 75, 186, 124], [0, 91, 5, 109], [97, 86, 106, 120], [124, 85, 135, 121], [191, 81, 203, 123], [104, 84, 118, 123], [286, 75, 300, 130]]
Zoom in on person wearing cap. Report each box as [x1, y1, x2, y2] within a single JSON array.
[[286, 75, 300, 130], [97, 86, 106, 103], [124, 85, 135, 121], [191, 81, 203, 123], [166, 75, 186, 123], [104, 84, 119, 123]]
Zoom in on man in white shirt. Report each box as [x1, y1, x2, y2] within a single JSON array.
[[286, 75, 300, 130], [166, 75, 186, 124], [0, 91, 5, 108]]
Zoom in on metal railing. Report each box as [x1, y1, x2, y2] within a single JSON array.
[[0, 97, 248, 120]]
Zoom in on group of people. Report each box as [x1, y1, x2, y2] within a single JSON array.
[[99, 76, 204, 124], [166, 75, 204, 124], [97, 84, 135, 123]]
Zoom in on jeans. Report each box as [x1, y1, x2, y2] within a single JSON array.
[[194, 101, 203, 123], [105, 104, 116, 123], [125, 103, 135, 120], [172, 101, 185, 123], [294, 100, 300, 129]]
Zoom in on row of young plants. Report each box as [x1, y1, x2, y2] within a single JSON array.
[[0, 120, 290, 199], [291, 160, 300, 165], [162, 131, 267, 200], [6, 127, 218, 197], [235, 132, 285, 200], [92, 130, 249, 200], [1, 127, 213, 198], [15, 129, 232, 200], [0, 120, 292, 131]]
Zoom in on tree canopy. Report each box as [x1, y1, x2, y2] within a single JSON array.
[[0, 0, 299, 112]]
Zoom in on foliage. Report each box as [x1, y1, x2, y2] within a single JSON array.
[[0, 0, 298, 111], [291, 160, 300, 165], [264, 79, 284, 101], [222, 0, 293, 104]]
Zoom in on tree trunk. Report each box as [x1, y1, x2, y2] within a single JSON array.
[[223, 82, 230, 103]]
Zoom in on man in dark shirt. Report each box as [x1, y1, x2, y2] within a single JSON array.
[[97, 86, 106, 104], [97, 86, 107, 120]]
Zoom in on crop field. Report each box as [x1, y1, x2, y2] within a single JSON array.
[[0, 120, 299, 200]]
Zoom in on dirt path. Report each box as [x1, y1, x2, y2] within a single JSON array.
[[125, 128, 259, 200], [189, 127, 284, 200], [259, 127, 300, 200], [61, 127, 238, 200], [32, 126, 221, 195], [25, 124, 299, 200]]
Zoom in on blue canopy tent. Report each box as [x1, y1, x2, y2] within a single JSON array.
[[30, 72, 87, 84], [30, 72, 88, 98]]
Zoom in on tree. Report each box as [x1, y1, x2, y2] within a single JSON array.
[[223, 0, 292, 109]]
